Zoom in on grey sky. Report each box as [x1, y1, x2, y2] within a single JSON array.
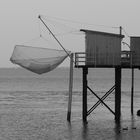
[[0, 0, 140, 67]]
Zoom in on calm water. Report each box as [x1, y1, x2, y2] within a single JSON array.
[[0, 67, 140, 139]]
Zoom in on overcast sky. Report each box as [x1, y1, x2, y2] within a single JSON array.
[[0, 0, 140, 67]]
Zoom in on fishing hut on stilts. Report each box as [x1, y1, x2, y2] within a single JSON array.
[[10, 15, 140, 124], [73, 27, 140, 123]]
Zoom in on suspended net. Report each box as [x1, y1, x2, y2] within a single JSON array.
[[10, 45, 70, 74]]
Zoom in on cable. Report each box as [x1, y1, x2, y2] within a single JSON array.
[[122, 27, 130, 38], [39, 15, 71, 57], [37, 19, 42, 37], [43, 17, 79, 32], [42, 19, 80, 36], [41, 14, 119, 29], [38, 16, 82, 37], [22, 36, 42, 45]]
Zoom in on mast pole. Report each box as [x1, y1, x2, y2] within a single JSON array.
[[38, 15, 70, 57]]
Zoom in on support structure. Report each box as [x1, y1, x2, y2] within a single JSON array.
[[67, 53, 74, 122], [82, 67, 117, 123], [82, 67, 88, 123], [74, 26, 140, 123], [115, 67, 122, 122], [79, 65, 137, 123], [114, 26, 122, 122], [131, 68, 134, 115], [87, 85, 115, 116]]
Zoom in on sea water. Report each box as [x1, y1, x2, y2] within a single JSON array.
[[0, 67, 140, 139]]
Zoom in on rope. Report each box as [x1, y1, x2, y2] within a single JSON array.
[[41, 14, 119, 29], [43, 17, 79, 32], [22, 36, 42, 45], [37, 19, 42, 37], [39, 15, 71, 57], [122, 27, 130, 38], [40, 16, 81, 36]]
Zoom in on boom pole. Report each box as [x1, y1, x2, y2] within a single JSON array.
[[38, 15, 70, 57]]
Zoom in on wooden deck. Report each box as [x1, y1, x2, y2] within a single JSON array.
[[75, 51, 140, 69]]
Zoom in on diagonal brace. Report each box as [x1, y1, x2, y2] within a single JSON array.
[[87, 85, 115, 116], [87, 86, 115, 116]]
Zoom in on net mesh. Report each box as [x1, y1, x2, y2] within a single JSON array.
[[10, 45, 70, 74]]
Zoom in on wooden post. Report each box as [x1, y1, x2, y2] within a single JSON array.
[[83, 67, 88, 123], [115, 67, 122, 122], [131, 68, 134, 115], [67, 53, 74, 122], [114, 26, 122, 122], [119, 26, 122, 35]]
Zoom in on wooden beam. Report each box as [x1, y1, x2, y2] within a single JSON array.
[[115, 67, 122, 122], [131, 68, 134, 115], [87, 85, 115, 116], [87, 86, 115, 115], [83, 67, 88, 123]]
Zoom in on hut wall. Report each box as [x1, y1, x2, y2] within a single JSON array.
[[85, 33, 121, 66], [131, 37, 140, 66]]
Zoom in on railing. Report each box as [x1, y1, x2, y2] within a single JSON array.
[[75, 52, 87, 66], [121, 51, 131, 65], [75, 51, 132, 67]]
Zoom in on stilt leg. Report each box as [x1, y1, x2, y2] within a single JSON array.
[[83, 67, 88, 123], [131, 68, 134, 115], [115, 67, 122, 122]]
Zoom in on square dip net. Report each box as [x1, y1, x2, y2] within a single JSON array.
[[10, 45, 69, 74]]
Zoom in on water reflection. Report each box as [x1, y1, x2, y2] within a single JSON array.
[[114, 120, 122, 140], [66, 122, 73, 140], [81, 122, 89, 140], [114, 115, 138, 140], [131, 115, 136, 129]]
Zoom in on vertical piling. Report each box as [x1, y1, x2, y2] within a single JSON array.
[[83, 67, 88, 123], [67, 53, 74, 122], [131, 68, 134, 115], [114, 26, 122, 122], [115, 67, 122, 122]]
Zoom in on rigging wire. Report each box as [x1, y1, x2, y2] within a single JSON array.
[[37, 19, 42, 37], [40, 35, 66, 49], [121, 27, 130, 48], [122, 27, 130, 38], [40, 15, 121, 37], [43, 17, 79, 32], [40, 15, 123, 39], [21, 34, 60, 50], [41, 14, 119, 29], [41, 16, 81, 36], [21, 36, 42, 46], [38, 15, 71, 57], [37, 15, 82, 37]]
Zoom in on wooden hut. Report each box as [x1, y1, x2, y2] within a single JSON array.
[[131, 37, 140, 67], [80, 29, 124, 67], [73, 29, 140, 123]]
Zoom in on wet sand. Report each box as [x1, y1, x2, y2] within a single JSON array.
[[0, 102, 140, 140], [0, 68, 140, 139]]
